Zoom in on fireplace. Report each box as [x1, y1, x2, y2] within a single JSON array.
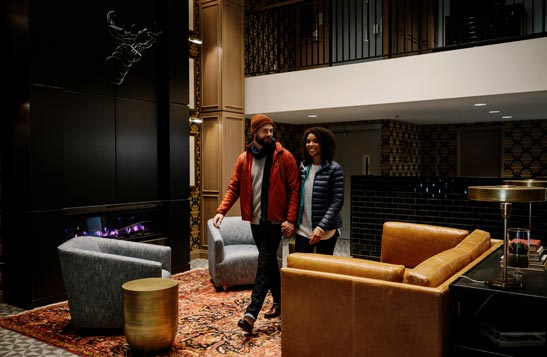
[[64, 202, 168, 245]]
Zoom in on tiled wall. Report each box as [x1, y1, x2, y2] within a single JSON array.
[[351, 176, 547, 260]]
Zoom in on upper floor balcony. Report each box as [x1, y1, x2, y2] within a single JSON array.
[[245, 0, 547, 77]]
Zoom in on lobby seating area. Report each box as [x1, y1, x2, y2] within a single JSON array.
[[281, 222, 503, 357]]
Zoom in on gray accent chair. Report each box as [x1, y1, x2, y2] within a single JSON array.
[[207, 216, 283, 291], [57, 236, 171, 329]]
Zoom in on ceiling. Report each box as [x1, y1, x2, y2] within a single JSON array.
[[257, 90, 547, 126]]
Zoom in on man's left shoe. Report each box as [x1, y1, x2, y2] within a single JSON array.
[[237, 315, 255, 333], [264, 303, 281, 319]]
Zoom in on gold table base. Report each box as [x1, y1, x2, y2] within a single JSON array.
[[122, 277, 179, 353], [487, 276, 522, 290]]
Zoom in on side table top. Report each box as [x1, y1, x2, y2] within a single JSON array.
[[122, 277, 178, 292], [451, 245, 547, 300]]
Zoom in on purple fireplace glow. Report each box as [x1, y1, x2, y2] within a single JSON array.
[[64, 202, 166, 244]]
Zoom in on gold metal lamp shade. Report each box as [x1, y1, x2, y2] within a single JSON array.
[[502, 180, 547, 233], [468, 185, 545, 290], [468, 185, 546, 203], [503, 179, 547, 188]]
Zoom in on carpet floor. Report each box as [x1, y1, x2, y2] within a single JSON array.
[[0, 268, 280, 356]]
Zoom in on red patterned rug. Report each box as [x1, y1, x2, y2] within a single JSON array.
[[0, 268, 280, 356]]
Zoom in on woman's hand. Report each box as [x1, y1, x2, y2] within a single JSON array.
[[309, 228, 324, 245]]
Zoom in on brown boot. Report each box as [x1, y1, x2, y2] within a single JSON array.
[[264, 303, 281, 319], [237, 314, 255, 333]]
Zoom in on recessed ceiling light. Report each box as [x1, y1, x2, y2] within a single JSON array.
[[474, 103, 487, 107], [489, 110, 500, 114], [502, 115, 513, 119], [307, 114, 318, 118]]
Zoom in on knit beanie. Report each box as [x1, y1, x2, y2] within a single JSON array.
[[250, 114, 274, 134]]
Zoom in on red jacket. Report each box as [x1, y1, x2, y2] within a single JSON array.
[[216, 141, 300, 224]]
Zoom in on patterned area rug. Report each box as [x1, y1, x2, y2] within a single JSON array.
[[0, 269, 280, 356]]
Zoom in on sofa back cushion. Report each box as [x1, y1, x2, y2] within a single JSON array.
[[217, 216, 254, 246], [404, 229, 491, 287], [287, 253, 406, 283], [381, 222, 469, 268]]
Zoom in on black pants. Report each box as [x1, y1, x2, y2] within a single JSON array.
[[295, 230, 339, 255], [245, 223, 282, 319]]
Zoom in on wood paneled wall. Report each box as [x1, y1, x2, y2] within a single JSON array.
[[199, 0, 245, 257]]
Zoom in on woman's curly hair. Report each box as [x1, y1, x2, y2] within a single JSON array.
[[300, 126, 336, 165]]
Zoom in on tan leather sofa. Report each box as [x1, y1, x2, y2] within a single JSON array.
[[281, 221, 503, 357]]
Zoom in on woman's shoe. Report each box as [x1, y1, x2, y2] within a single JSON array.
[[264, 303, 281, 319]]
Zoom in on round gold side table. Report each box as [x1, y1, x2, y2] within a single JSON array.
[[122, 277, 179, 353]]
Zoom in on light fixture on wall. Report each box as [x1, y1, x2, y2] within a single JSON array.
[[189, 36, 202, 45], [189, 117, 202, 124]]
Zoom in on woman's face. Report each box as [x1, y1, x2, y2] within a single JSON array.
[[305, 133, 322, 163]]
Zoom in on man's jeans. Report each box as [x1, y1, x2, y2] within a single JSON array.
[[245, 223, 282, 318]]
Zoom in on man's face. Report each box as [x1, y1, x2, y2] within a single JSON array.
[[254, 124, 274, 146]]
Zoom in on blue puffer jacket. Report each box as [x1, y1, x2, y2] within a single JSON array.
[[297, 160, 345, 232]]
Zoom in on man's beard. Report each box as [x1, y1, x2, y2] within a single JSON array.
[[256, 135, 272, 147]]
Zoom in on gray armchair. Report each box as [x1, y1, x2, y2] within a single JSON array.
[[207, 216, 283, 291], [208, 217, 258, 290], [57, 236, 171, 329]]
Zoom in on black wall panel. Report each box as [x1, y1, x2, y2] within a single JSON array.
[[167, 103, 190, 200], [63, 1, 115, 97], [30, 86, 65, 211], [116, 98, 159, 202], [168, 199, 190, 273], [29, 0, 64, 88], [30, 210, 66, 306], [63, 92, 116, 207]]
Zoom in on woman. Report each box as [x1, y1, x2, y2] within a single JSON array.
[[295, 126, 344, 254]]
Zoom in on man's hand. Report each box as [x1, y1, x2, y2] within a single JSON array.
[[281, 221, 295, 237], [212, 213, 224, 229]]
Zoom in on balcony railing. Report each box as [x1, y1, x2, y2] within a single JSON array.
[[245, 0, 547, 77]]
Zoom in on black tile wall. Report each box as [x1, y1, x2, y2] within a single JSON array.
[[351, 176, 547, 260]]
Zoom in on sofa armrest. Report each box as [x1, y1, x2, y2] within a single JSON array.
[[207, 218, 225, 264]]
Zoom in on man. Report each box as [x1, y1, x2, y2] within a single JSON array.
[[212, 114, 300, 333]]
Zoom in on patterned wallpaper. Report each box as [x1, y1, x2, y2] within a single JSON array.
[[417, 120, 547, 178], [504, 120, 547, 178], [189, 122, 201, 251], [380, 119, 421, 176], [244, 0, 298, 76], [189, 0, 201, 252]]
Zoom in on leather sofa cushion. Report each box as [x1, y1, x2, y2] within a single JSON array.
[[405, 246, 472, 287], [404, 229, 491, 287], [455, 229, 491, 260], [287, 253, 406, 282], [381, 222, 469, 268]]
